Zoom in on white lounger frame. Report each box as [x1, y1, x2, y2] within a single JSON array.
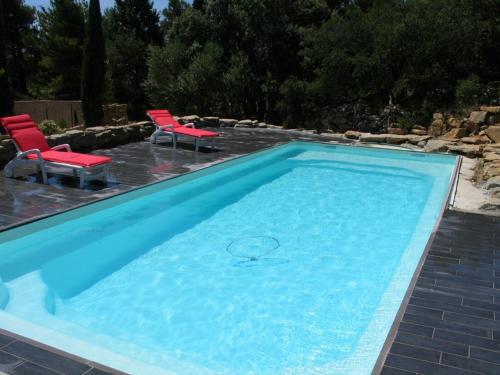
[[147, 117, 216, 152], [4, 143, 109, 189]]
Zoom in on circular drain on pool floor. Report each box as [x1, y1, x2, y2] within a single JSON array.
[[226, 236, 288, 267]]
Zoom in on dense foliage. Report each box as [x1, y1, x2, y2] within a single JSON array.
[[0, 0, 14, 116], [38, 0, 85, 99], [104, 0, 162, 119], [1, 0, 499, 126], [82, 0, 106, 126]]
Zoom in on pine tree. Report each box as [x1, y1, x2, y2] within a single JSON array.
[[113, 0, 162, 45], [81, 0, 105, 127], [161, 0, 188, 32], [192, 0, 205, 11], [38, 0, 85, 99], [105, 0, 162, 119], [0, 0, 14, 116]]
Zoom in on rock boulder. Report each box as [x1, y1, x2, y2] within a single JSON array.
[[344, 130, 362, 140], [480, 106, 500, 113], [180, 115, 200, 123], [201, 117, 219, 127], [428, 118, 446, 137], [461, 136, 490, 145], [484, 152, 500, 162], [219, 119, 238, 127], [441, 128, 468, 140], [386, 134, 409, 144], [359, 134, 387, 143], [469, 111, 488, 124], [485, 126, 500, 143], [447, 144, 484, 158], [388, 127, 407, 135], [235, 120, 254, 128], [407, 135, 431, 145], [411, 129, 428, 136], [447, 116, 463, 128], [424, 139, 453, 153]]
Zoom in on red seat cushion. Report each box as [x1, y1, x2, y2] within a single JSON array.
[[27, 150, 112, 167], [174, 127, 218, 138]]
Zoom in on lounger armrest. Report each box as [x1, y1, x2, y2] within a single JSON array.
[[159, 124, 175, 131], [51, 144, 72, 152], [18, 149, 43, 161], [182, 122, 196, 128]]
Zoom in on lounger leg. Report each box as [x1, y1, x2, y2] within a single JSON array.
[[150, 130, 158, 144], [3, 160, 15, 178], [172, 134, 177, 149], [79, 170, 85, 189], [195, 139, 199, 152], [39, 163, 48, 184], [211, 138, 215, 151], [103, 166, 108, 185]]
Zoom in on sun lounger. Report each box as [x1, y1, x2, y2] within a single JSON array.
[[146, 110, 218, 152], [0, 114, 112, 188]]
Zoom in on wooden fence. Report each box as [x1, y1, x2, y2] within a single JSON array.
[[14, 100, 83, 128]]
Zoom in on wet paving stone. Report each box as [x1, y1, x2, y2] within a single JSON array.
[[380, 211, 500, 375]]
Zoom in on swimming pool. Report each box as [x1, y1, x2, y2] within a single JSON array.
[[0, 142, 458, 374]]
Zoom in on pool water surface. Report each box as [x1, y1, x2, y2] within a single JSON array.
[[0, 142, 457, 374]]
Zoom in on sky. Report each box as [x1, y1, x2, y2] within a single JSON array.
[[25, 0, 167, 11]]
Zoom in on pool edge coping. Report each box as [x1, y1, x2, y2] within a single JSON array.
[[0, 326, 128, 375], [370, 153, 463, 375]]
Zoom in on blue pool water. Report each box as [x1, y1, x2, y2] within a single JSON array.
[[0, 142, 457, 374]]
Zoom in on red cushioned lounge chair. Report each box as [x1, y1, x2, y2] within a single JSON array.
[[146, 110, 218, 152], [0, 114, 112, 188]]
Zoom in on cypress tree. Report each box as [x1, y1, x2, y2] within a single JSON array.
[[81, 0, 105, 126], [0, 0, 13, 117]]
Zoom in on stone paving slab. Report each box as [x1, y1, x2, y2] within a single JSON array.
[[380, 211, 500, 375]]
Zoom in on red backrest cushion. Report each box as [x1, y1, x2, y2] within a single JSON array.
[[0, 115, 50, 152], [146, 109, 171, 117], [0, 114, 33, 128], [12, 128, 50, 152]]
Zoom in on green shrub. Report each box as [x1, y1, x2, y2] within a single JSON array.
[[56, 118, 68, 130], [456, 75, 482, 109], [39, 119, 61, 135], [397, 113, 414, 132]]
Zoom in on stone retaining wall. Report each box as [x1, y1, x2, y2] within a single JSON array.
[[0, 121, 155, 169]]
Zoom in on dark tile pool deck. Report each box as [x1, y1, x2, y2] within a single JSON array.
[[381, 211, 500, 375], [0, 128, 498, 374], [0, 128, 326, 230]]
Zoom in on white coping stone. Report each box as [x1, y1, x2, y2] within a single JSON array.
[[452, 157, 490, 212]]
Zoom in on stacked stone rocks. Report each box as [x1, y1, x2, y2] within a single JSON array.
[[0, 122, 155, 168]]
